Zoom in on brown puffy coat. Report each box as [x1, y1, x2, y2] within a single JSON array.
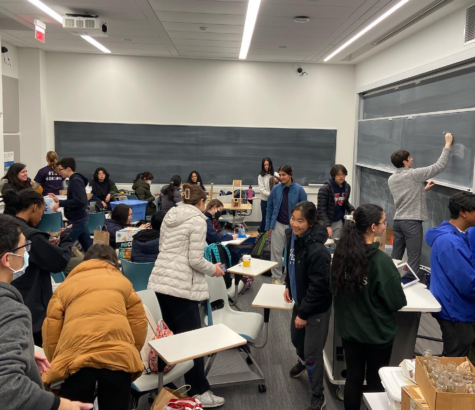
[[42, 260, 147, 385]]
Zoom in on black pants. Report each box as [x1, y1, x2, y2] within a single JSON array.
[[392, 220, 424, 282], [342, 339, 393, 410], [436, 318, 474, 357], [33, 331, 43, 347], [60, 368, 131, 410], [156, 292, 210, 396]]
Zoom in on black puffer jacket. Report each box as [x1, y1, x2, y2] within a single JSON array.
[[284, 223, 332, 320], [317, 180, 355, 227]]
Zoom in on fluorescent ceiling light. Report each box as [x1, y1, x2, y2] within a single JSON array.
[[239, 0, 261, 60], [324, 0, 410, 62], [81, 35, 111, 54], [28, 0, 63, 24]]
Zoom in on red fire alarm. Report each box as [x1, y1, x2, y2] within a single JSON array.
[[34, 19, 46, 43]]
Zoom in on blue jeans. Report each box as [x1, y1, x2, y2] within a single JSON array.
[[71, 220, 92, 252], [259, 199, 268, 233]]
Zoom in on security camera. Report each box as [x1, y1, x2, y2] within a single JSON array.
[[102, 23, 107, 34], [297, 67, 303, 74], [1, 46, 8, 54]]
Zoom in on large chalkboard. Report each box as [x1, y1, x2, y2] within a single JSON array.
[[359, 167, 459, 266], [54, 122, 337, 186], [357, 111, 475, 188]]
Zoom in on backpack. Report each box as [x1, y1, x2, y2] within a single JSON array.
[[204, 243, 233, 288], [250, 232, 271, 276]]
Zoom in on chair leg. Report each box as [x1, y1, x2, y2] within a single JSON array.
[[204, 353, 218, 377]]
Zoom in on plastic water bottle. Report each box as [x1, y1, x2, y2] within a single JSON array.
[[248, 185, 253, 200]]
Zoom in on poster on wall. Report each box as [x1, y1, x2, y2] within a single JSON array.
[[4, 151, 14, 175]]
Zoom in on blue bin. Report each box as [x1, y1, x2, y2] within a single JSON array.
[[110, 200, 148, 222]]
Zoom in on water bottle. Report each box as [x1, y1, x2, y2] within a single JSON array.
[[248, 185, 253, 200]]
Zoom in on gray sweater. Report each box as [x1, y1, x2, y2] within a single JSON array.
[[388, 148, 451, 221], [0, 282, 59, 410]]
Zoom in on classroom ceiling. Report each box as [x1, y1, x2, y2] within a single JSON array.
[[0, 0, 472, 63]]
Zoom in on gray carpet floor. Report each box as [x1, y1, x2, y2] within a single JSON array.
[[137, 273, 443, 410]]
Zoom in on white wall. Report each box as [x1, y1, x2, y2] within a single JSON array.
[[356, 4, 475, 91], [2, 42, 18, 79]]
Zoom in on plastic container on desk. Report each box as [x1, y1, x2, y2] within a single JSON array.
[[379, 367, 411, 410], [110, 200, 147, 222]]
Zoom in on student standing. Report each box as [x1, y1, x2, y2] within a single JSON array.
[[42, 244, 147, 410], [90, 167, 118, 209], [317, 164, 355, 239], [426, 192, 475, 357], [33, 152, 63, 196], [148, 184, 226, 408], [1, 163, 32, 214], [283, 201, 332, 410], [258, 157, 275, 233], [332, 204, 407, 410], [266, 165, 307, 284], [388, 133, 453, 281], [132, 172, 158, 216], [49, 157, 92, 252], [160, 175, 182, 212], [2, 189, 73, 346], [0, 214, 92, 410], [187, 171, 206, 191]]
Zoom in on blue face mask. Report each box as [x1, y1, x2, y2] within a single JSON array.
[[9, 251, 29, 281]]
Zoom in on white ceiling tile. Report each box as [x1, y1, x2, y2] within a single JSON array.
[[178, 50, 238, 58], [254, 25, 334, 38], [103, 27, 160, 38], [149, 0, 247, 15], [101, 19, 153, 30], [162, 22, 243, 34], [101, 36, 165, 45], [265, 0, 366, 6], [251, 42, 317, 51], [259, 4, 357, 19], [172, 38, 240, 47], [257, 15, 344, 30], [44, 0, 140, 9], [168, 31, 242, 41], [251, 34, 326, 46], [156, 11, 245, 25], [175, 44, 239, 53]]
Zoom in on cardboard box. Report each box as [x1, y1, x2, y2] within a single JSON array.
[[236, 231, 259, 255], [115, 227, 145, 260], [415, 356, 475, 410], [401, 385, 430, 410]]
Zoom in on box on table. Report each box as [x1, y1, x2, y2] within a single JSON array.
[[236, 231, 259, 255], [110, 200, 148, 222], [375, 227, 393, 255], [401, 385, 430, 410], [116, 227, 145, 260], [415, 356, 475, 410]]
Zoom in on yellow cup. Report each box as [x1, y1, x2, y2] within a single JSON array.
[[243, 256, 251, 267]]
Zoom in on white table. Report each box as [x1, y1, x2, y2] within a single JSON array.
[[400, 282, 441, 313], [221, 235, 251, 246], [252, 284, 294, 311], [149, 324, 247, 391], [363, 393, 390, 410]]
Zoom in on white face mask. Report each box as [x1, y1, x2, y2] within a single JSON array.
[[9, 251, 30, 281]]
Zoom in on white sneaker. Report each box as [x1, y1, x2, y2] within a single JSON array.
[[272, 278, 283, 285], [194, 391, 225, 408]]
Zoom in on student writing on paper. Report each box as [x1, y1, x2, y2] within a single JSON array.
[[0, 215, 93, 410], [2, 189, 73, 346], [257, 157, 275, 233], [283, 201, 332, 410], [131, 210, 166, 263], [388, 132, 453, 282], [332, 204, 407, 410], [132, 172, 158, 216], [427, 192, 475, 358], [1, 163, 32, 214], [160, 174, 182, 213], [32, 151, 63, 196], [187, 170, 206, 191], [89, 167, 118, 210]]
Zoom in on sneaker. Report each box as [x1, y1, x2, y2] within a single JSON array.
[[194, 391, 225, 408], [308, 395, 326, 410], [289, 360, 306, 378], [272, 278, 283, 285]]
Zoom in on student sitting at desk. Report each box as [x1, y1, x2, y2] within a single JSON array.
[[187, 170, 206, 191], [160, 175, 182, 213], [132, 172, 158, 216], [1, 163, 32, 215], [104, 204, 149, 249], [131, 210, 166, 263], [32, 151, 63, 196], [283, 201, 332, 410], [90, 167, 118, 210], [427, 192, 475, 358], [332, 204, 407, 410]]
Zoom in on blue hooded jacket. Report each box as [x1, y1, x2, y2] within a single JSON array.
[[426, 221, 475, 322]]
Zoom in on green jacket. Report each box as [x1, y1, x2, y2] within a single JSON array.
[[132, 179, 156, 215], [333, 243, 407, 346]]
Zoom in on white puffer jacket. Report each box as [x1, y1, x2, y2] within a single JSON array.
[[148, 203, 215, 301]]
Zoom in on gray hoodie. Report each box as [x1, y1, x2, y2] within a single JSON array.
[[0, 282, 59, 410]]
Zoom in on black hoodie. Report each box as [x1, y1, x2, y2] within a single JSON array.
[[284, 223, 332, 320], [59, 172, 89, 223]]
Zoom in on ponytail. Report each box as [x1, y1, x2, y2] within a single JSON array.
[[331, 204, 384, 297], [167, 175, 182, 200], [46, 151, 59, 173], [1, 188, 45, 214]]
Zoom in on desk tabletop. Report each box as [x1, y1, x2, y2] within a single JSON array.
[[228, 258, 278, 277], [252, 284, 294, 310], [221, 235, 251, 246], [148, 324, 247, 365], [400, 283, 441, 313], [363, 393, 390, 410], [223, 203, 253, 210]]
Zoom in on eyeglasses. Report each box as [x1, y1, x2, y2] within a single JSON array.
[[378, 221, 388, 226], [58, 167, 65, 172], [0, 241, 32, 258]]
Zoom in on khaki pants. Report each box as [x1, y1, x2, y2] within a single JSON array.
[[270, 221, 288, 280]]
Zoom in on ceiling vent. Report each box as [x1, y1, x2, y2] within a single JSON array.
[[465, 5, 475, 45]]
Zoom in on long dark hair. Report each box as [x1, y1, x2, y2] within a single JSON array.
[[84, 244, 119, 268], [111, 204, 131, 227], [332, 204, 384, 297], [93, 167, 110, 182], [187, 171, 205, 190], [166, 175, 182, 200], [1, 189, 44, 213], [182, 183, 207, 206], [260, 158, 274, 177], [133, 172, 154, 184], [2, 163, 29, 191], [291, 201, 321, 227]]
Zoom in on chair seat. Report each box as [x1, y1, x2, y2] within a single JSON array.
[[227, 279, 244, 298], [132, 360, 194, 392], [205, 310, 263, 341]]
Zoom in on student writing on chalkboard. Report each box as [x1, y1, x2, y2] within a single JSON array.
[[90, 167, 119, 210], [317, 164, 355, 239], [160, 175, 182, 213], [187, 171, 206, 191], [266, 165, 307, 285], [132, 172, 158, 216], [257, 157, 275, 233], [388, 132, 453, 282], [32, 151, 63, 196]]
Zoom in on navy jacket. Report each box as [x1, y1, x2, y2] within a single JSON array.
[[59, 173, 88, 223], [317, 179, 355, 227], [104, 218, 124, 248], [131, 236, 159, 263], [204, 212, 233, 244]]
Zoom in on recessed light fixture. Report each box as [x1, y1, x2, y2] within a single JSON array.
[[200, 26, 208, 31], [324, 0, 410, 62], [28, 0, 63, 23], [81, 35, 111, 53], [278, 45, 287, 49], [239, 0, 262, 60], [294, 16, 310, 24]]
